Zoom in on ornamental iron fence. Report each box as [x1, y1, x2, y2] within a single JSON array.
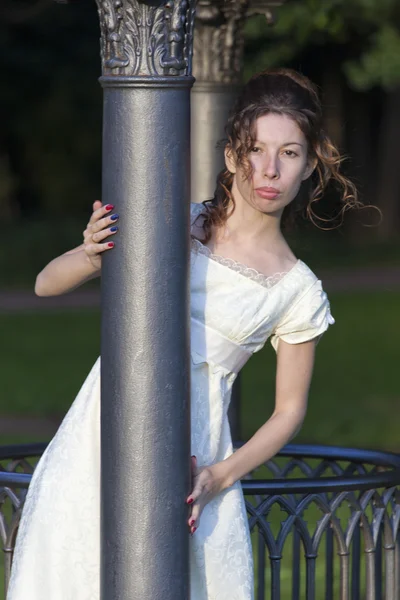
[[1, 442, 400, 600]]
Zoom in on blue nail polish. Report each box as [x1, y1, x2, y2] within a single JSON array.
[[110, 226, 118, 233], [110, 213, 119, 221]]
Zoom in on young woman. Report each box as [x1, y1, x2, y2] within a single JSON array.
[[7, 68, 358, 600]]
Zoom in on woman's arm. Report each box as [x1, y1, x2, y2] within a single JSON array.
[[221, 338, 316, 487], [35, 201, 118, 296], [35, 245, 100, 296], [186, 339, 316, 533]]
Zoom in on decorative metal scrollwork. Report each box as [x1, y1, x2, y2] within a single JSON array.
[[193, 0, 249, 84], [192, 0, 285, 84], [95, 0, 197, 77]]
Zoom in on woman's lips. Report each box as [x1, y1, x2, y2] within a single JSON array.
[[255, 187, 280, 200]]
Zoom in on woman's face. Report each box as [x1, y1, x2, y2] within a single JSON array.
[[226, 113, 315, 217]]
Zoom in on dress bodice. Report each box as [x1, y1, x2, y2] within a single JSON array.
[[189, 202, 334, 372]]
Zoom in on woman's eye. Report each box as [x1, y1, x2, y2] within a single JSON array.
[[283, 150, 298, 157], [250, 146, 261, 153]]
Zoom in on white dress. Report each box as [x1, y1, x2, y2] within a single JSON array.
[[7, 203, 334, 600]]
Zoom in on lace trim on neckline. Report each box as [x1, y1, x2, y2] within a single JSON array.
[[191, 237, 299, 290]]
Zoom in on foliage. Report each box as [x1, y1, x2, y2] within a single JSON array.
[[245, 0, 400, 90], [0, 1, 102, 221], [1, 0, 400, 232], [344, 24, 400, 89]]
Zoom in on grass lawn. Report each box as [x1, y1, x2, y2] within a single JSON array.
[[242, 290, 400, 451], [2, 309, 100, 422], [1, 290, 399, 450]]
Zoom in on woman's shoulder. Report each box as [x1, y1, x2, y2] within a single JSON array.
[[295, 259, 320, 286], [190, 202, 206, 219], [280, 258, 330, 312], [270, 260, 334, 350], [190, 202, 208, 240], [280, 257, 319, 295]]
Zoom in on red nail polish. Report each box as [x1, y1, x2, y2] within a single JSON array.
[[189, 519, 195, 527], [192, 527, 197, 535], [105, 204, 114, 211], [187, 497, 194, 505], [108, 242, 115, 248]]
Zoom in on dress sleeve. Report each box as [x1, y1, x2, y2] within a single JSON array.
[[190, 202, 205, 227], [270, 279, 335, 352]]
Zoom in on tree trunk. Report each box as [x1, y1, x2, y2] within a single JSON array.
[[321, 65, 344, 150], [344, 88, 374, 240], [377, 87, 400, 239]]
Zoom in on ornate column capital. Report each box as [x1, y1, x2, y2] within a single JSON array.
[[193, 0, 285, 85], [95, 0, 196, 77], [193, 0, 249, 85], [246, 0, 285, 18]]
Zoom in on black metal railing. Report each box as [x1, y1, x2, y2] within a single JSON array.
[[1, 443, 400, 599], [0, 443, 46, 596]]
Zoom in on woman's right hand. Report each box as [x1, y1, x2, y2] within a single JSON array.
[[83, 200, 119, 271]]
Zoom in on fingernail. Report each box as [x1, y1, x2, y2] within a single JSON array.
[[110, 226, 118, 233], [191, 527, 197, 535], [108, 242, 115, 248], [105, 204, 114, 211], [189, 518, 195, 527], [187, 497, 194, 505], [110, 213, 119, 221]]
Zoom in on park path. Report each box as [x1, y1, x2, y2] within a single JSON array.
[[0, 264, 400, 312], [1, 264, 399, 437]]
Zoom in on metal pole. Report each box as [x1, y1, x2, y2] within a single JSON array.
[[191, 1, 247, 205], [191, 82, 240, 204], [95, 2, 195, 599]]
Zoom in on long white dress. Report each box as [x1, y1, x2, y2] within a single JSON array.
[[7, 203, 334, 600]]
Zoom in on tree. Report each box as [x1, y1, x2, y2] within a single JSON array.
[[0, 0, 102, 222]]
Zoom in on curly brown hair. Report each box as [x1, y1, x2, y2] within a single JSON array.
[[197, 68, 363, 243]]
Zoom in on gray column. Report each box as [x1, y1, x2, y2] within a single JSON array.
[[95, 2, 195, 599], [191, 82, 239, 203], [191, 1, 248, 204]]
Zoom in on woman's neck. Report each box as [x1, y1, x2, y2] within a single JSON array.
[[218, 197, 284, 248]]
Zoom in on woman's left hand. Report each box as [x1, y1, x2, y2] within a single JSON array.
[[186, 456, 231, 535]]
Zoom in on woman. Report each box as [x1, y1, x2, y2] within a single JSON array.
[[7, 68, 358, 600]]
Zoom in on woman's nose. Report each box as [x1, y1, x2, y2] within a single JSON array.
[[262, 156, 279, 180]]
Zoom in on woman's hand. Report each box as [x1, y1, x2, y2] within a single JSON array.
[[186, 456, 231, 535], [83, 200, 119, 270]]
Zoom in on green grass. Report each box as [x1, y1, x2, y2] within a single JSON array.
[[1, 290, 399, 451], [242, 290, 400, 451], [1, 309, 100, 420]]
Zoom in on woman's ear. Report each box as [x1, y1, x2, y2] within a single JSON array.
[[302, 157, 318, 181], [224, 146, 236, 174]]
